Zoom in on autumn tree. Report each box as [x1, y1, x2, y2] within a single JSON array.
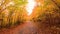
[[0, 0, 27, 28]]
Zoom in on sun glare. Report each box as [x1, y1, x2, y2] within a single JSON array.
[[26, 0, 37, 15]]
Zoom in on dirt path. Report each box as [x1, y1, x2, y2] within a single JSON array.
[[0, 21, 41, 34]]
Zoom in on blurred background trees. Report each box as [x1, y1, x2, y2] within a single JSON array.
[[30, 0, 60, 33], [0, 0, 28, 28]]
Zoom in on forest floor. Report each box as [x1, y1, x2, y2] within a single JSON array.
[[0, 21, 42, 34]]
